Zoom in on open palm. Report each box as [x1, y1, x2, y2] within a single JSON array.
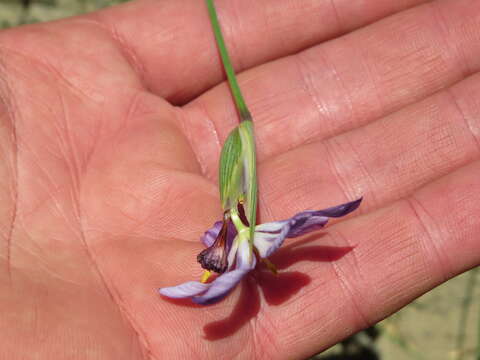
[[1, 0, 479, 358]]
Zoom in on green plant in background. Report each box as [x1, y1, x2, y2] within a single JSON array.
[[477, 288, 480, 360], [1, 19, 12, 28], [0, 0, 128, 28], [311, 327, 381, 360], [456, 268, 479, 360]]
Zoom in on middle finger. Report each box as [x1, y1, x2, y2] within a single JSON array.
[[184, 0, 480, 178]]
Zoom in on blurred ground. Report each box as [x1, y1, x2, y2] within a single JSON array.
[[0, 1, 479, 359], [315, 269, 479, 360], [0, 0, 126, 27]]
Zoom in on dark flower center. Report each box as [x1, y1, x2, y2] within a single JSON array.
[[197, 214, 231, 274]]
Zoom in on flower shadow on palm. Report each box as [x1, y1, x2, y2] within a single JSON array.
[[202, 233, 355, 340], [158, 0, 362, 341], [159, 193, 360, 339]]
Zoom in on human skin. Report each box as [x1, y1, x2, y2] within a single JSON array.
[[0, 0, 479, 358]]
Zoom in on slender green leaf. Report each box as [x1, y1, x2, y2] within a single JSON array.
[[219, 127, 243, 211], [239, 120, 257, 244]]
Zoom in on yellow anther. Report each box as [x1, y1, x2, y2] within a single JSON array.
[[262, 258, 278, 275], [253, 247, 278, 275], [200, 270, 212, 283]]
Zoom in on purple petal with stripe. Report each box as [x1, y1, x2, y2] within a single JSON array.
[[288, 197, 362, 237], [253, 220, 292, 258], [200, 221, 223, 247], [200, 220, 238, 248], [254, 198, 362, 258], [309, 197, 363, 218], [191, 268, 250, 305], [192, 241, 255, 305], [159, 281, 209, 299]]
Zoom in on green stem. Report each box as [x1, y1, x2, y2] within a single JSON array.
[[205, 0, 251, 122]]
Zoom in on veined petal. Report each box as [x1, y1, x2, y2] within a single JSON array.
[[200, 220, 238, 248], [235, 236, 256, 270], [159, 281, 209, 299], [254, 198, 362, 258], [287, 198, 362, 237], [227, 236, 240, 271], [254, 221, 291, 258], [311, 197, 363, 218], [191, 268, 249, 305], [200, 221, 223, 247], [283, 211, 329, 238], [192, 240, 255, 305]]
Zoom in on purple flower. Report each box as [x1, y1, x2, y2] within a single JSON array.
[[159, 198, 362, 305]]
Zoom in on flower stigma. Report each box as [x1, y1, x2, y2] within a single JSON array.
[[197, 212, 232, 274]]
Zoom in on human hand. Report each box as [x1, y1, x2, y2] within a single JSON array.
[[0, 0, 479, 358]]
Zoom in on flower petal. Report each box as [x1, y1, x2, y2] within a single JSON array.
[[312, 197, 363, 218], [283, 211, 329, 238], [191, 268, 249, 305], [159, 281, 209, 299], [200, 220, 238, 248], [227, 236, 240, 271], [254, 223, 290, 258], [287, 198, 362, 237], [200, 221, 223, 247], [235, 237, 256, 270], [254, 198, 362, 258], [192, 240, 255, 305]]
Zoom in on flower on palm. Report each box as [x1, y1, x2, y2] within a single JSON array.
[[159, 198, 362, 305], [158, 0, 362, 306]]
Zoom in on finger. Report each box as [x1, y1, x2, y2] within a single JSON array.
[[258, 71, 480, 222], [93, 0, 429, 103], [184, 0, 480, 177], [261, 160, 480, 359]]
